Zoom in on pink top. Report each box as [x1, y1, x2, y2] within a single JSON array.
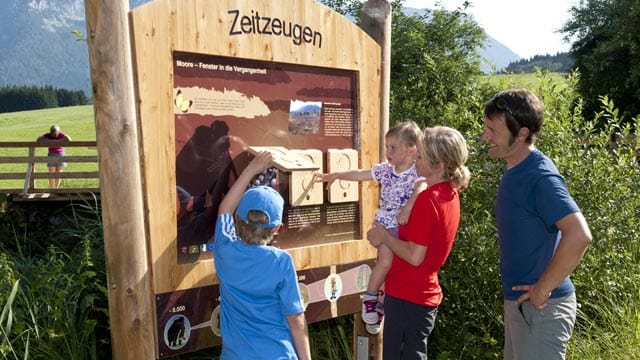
[[41, 132, 67, 154]]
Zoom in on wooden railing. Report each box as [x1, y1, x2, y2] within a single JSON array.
[[0, 141, 100, 199]]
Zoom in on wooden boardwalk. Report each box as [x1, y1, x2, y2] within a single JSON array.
[[0, 141, 100, 202]]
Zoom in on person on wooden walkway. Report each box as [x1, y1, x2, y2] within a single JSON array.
[[37, 124, 71, 188]]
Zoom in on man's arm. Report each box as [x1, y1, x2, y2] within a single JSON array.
[[286, 312, 311, 360], [218, 151, 273, 216], [514, 211, 592, 308]]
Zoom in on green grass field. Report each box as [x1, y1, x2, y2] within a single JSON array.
[[484, 72, 569, 90], [0, 105, 96, 141], [0, 105, 97, 190]]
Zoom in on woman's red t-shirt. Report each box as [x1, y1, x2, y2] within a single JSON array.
[[385, 181, 460, 307]]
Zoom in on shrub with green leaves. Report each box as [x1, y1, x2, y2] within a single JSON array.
[[424, 71, 640, 359], [0, 201, 110, 360]]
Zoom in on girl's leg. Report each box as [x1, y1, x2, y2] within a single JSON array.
[[367, 243, 393, 292], [362, 243, 394, 324]]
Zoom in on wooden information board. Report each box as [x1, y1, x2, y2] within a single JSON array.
[[129, 0, 381, 356]]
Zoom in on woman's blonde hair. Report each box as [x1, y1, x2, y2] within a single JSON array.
[[422, 126, 471, 191]]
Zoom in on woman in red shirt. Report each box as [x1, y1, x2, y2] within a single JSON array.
[[367, 125, 471, 359]]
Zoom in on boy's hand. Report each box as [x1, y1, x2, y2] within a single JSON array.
[[217, 151, 274, 216], [246, 151, 274, 176]]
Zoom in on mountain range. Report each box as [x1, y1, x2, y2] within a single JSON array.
[[0, 1, 519, 99]]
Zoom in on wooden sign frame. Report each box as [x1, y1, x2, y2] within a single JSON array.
[[129, 0, 380, 356]]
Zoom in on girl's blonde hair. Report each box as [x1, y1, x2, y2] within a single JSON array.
[[386, 120, 423, 148]]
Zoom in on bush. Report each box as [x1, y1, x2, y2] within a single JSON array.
[[0, 201, 110, 359], [426, 71, 640, 358]]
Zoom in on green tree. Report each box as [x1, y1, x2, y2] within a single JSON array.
[[388, 1, 485, 130], [319, 0, 488, 131], [318, 0, 363, 19], [561, 0, 640, 124], [501, 52, 574, 74]]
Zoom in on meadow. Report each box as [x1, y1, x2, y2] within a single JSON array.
[[486, 72, 568, 90], [0, 106, 98, 190], [1, 72, 640, 359]]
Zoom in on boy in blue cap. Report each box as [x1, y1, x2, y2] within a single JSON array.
[[213, 151, 311, 360]]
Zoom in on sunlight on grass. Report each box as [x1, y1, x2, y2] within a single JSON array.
[[0, 105, 97, 190], [0, 105, 96, 141], [484, 72, 568, 90], [569, 295, 640, 359]]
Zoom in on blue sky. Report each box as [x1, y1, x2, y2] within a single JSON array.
[[403, 0, 578, 58]]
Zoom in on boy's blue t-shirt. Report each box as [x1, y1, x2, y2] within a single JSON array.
[[213, 213, 304, 360], [495, 149, 580, 300]]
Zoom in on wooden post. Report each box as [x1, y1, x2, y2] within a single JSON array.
[[23, 147, 35, 195], [354, 312, 384, 360], [357, 2, 391, 359], [353, 0, 391, 359], [361, 0, 392, 163], [84, 1, 155, 358]]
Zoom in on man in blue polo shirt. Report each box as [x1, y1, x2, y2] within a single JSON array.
[[481, 88, 592, 359]]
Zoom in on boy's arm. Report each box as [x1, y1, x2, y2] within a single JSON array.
[[218, 151, 273, 216], [286, 313, 311, 360], [313, 169, 372, 186], [397, 179, 427, 225]]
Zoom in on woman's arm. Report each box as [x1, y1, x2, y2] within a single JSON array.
[[367, 224, 427, 266]]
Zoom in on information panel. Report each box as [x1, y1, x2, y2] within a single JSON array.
[[173, 52, 361, 263]]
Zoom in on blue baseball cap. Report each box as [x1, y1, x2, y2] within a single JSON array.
[[236, 186, 284, 228]]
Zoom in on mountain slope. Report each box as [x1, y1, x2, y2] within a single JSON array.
[[0, 0, 148, 97], [0, 0, 90, 95], [479, 37, 520, 73]]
